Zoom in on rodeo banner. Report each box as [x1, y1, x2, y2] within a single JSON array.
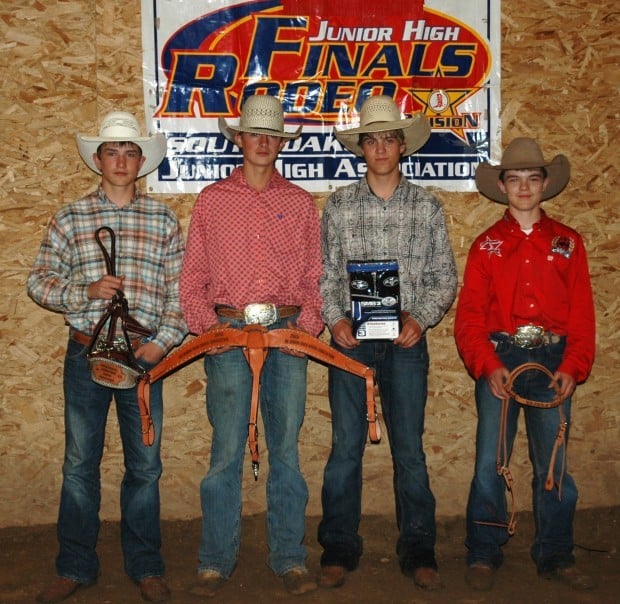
[[141, 0, 501, 193]]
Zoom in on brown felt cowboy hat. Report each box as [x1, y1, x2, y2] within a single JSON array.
[[475, 137, 570, 203], [335, 95, 431, 157], [76, 111, 167, 178], [218, 94, 302, 142]]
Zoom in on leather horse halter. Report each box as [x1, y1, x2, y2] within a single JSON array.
[[137, 325, 381, 479], [479, 362, 566, 535]]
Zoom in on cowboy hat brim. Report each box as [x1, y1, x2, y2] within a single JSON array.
[[335, 113, 431, 157], [218, 118, 302, 143], [475, 154, 570, 203], [75, 133, 167, 178]]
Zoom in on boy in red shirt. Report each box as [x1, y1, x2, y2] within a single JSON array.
[[455, 138, 595, 591]]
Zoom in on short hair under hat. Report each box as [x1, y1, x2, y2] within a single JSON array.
[[475, 137, 570, 203], [76, 111, 166, 178], [335, 95, 431, 157]]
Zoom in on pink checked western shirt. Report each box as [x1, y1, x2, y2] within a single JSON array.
[[180, 167, 323, 337]]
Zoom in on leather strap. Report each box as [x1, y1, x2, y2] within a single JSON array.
[[136, 326, 381, 479], [476, 362, 565, 535], [215, 305, 300, 320]]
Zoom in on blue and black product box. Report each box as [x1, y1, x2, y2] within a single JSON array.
[[347, 259, 400, 339]]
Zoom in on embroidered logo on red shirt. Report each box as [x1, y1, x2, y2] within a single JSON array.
[[551, 236, 575, 258], [480, 236, 503, 257]]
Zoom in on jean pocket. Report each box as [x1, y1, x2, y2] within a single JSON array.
[[66, 337, 89, 360]]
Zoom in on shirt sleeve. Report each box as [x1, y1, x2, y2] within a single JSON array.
[[556, 233, 596, 382], [320, 195, 349, 330], [293, 195, 324, 337], [407, 199, 458, 330], [179, 194, 219, 334], [454, 237, 505, 380], [27, 213, 91, 313], [151, 213, 188, 353]]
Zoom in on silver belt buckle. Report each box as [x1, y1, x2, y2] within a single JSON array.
[[244, 303, 278, 326], [513, 324, 545, 348]]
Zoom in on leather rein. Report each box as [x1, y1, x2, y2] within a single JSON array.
[[137, 325, 381, 479], [481, 362, 566, 535]]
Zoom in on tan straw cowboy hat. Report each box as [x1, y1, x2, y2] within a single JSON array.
[[219, 94, 302, 142], [335, 95, 431, 157], [475, 137, 570, 203], [76, 111, 166, 178]]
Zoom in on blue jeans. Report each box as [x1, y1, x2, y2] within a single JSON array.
[[56, 338, 164, 583], [198, 316, 309, 577], [318, 337, 438, 571], [466, 336, 577, 573]]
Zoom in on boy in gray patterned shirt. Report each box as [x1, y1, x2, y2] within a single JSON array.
[[318, 95, 457, 592]]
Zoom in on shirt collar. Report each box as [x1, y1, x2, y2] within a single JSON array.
[[97, 184, 140, 207], [361, 173, 407, 201], [502, 208, 552, 232], [233, 165, 288, 191]]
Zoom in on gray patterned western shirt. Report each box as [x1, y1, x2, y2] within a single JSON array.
[[320, 175, 457, 331]]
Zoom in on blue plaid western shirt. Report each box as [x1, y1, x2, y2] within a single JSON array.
[[27, 186, 186, 353]]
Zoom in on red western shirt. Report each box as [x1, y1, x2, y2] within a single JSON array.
[[455, 210, 595, 382]]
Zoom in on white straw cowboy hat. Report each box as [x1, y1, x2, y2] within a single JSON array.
[[475, 137, 570, 204], [218, 95, 302, 142], [335, 95, 431, 157], [76, 111, 167, 178]]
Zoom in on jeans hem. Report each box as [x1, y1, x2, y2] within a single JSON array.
[[131, 571, 166, 582], [399, 550, 438, 573], [320, 551, 360, 571], [54, 573, 98, 585]]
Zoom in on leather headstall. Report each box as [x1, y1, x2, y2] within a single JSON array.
[[86, 227, 152, 388]]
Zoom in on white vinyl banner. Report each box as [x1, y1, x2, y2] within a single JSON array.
[[141, 0, 501, 194]]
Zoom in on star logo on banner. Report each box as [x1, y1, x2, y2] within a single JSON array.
[[480, 236, 503, 257], [410, 88, 481, 143]]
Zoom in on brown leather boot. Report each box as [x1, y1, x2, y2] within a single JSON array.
[[412, 566, 443, 590], [541, 565, 595, 590], [36, 577, 94, 603], [319, 565, 347, 588], [137, 576, 171, 602]]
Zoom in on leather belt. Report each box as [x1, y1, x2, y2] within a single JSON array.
[[70, 329, 144, 350], [216, 303, 300, 326]]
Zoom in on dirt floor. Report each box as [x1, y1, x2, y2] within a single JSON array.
[[0, 507, 617, 604]]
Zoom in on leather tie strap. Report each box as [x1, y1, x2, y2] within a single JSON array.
[[477, 362, 565, 536], [136, 326, 381, 480]]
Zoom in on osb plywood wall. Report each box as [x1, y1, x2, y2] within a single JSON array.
[[0, 1, 618, 528]]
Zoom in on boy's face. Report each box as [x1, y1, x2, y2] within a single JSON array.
[[235, 131, 285, 169], [360, 131, 406, 177], [93, 142, 145, 187], [498, 168, 549, 212]]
